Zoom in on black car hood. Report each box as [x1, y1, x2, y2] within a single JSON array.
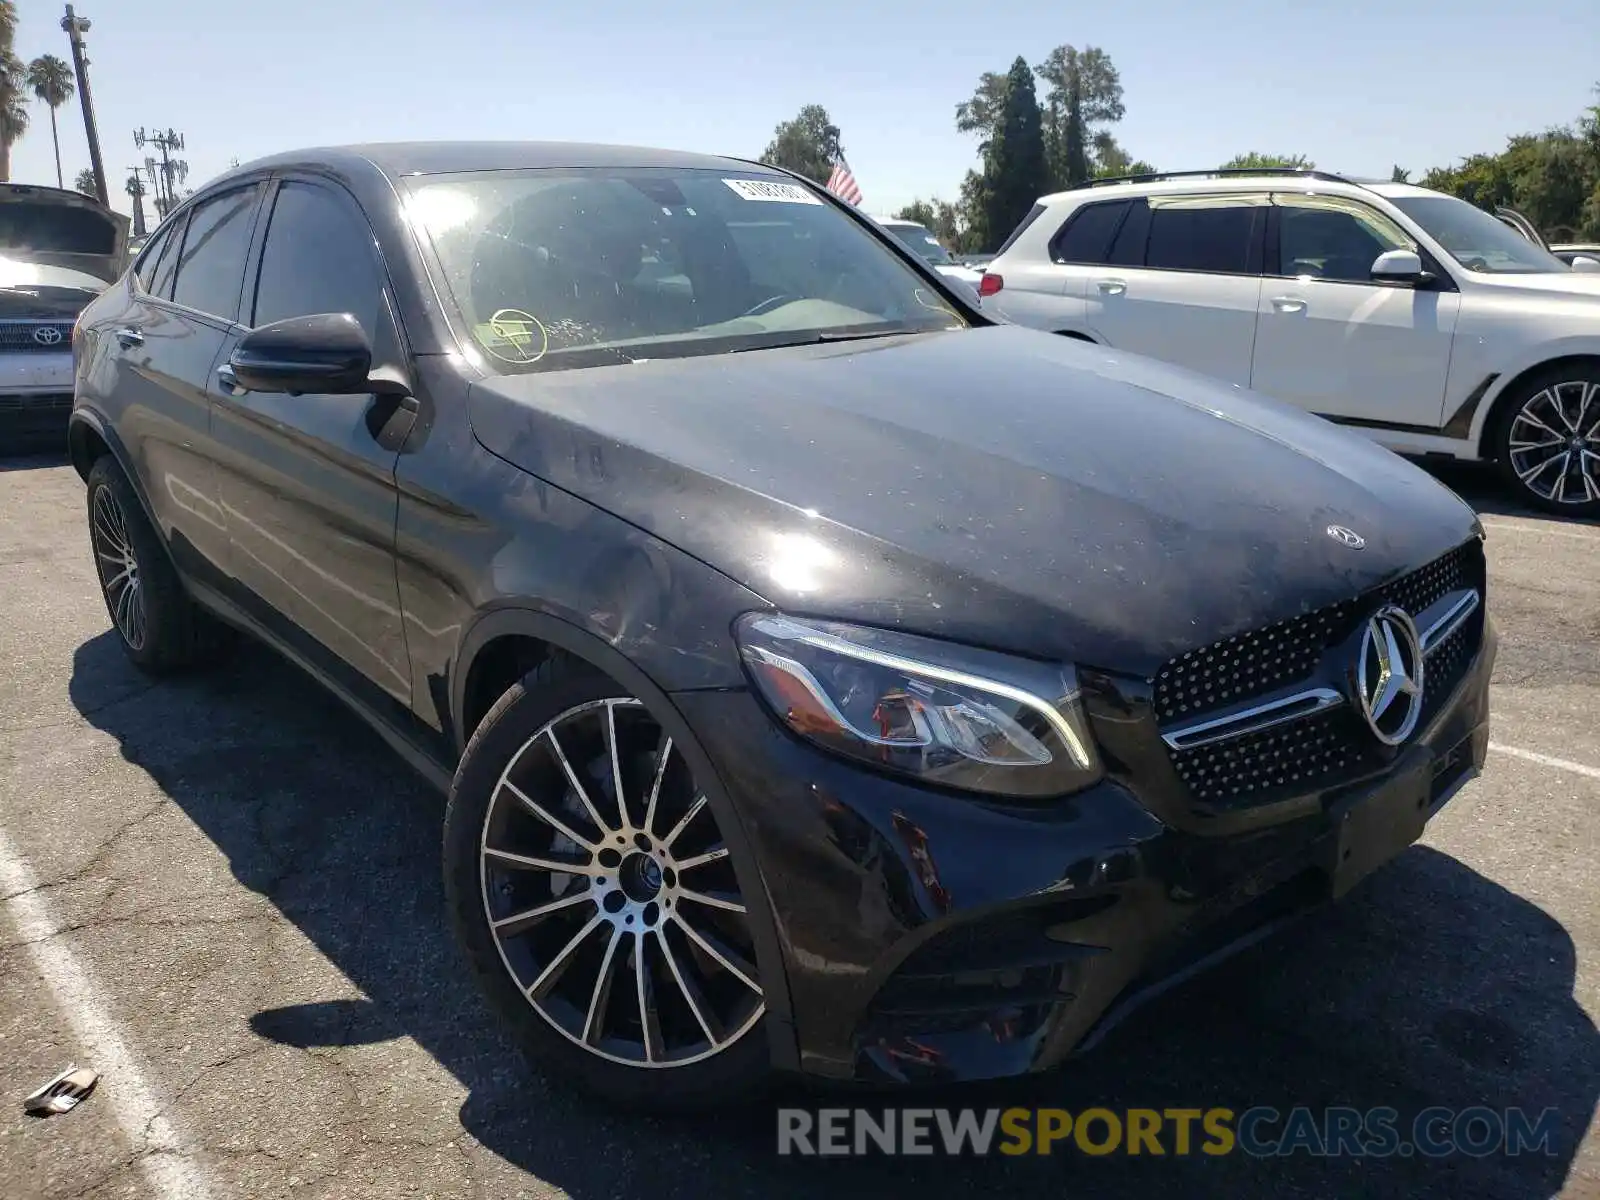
[[467, 325, 1479, 676]]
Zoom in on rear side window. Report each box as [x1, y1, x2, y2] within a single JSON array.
[[133, 223, 174, 294], [170, 187, 260, 319], [1145, 198, 1262, 275], [252, 181, 384, 335], [146, 217, 185, 300], [994, 203, 1046, 257], [1049, 200, 1130, 265]]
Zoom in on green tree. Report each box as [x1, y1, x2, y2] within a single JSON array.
[[1035, 45, 1124, 190], [977, 57, 1048, 252], [73, 165, 95, 195], [25, 54, 73, 188], [1390, 165, 1411, 183], [1091, 132, 1154, 179], [759, 104, 840, 186], [0, 1, 26, 184], [894, 200, 937, 228], [955, 71, 1010, 157], [1221, 152, 1315, 171]]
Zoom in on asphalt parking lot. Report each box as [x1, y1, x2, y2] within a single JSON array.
[[0, 451, 1596, 1200]]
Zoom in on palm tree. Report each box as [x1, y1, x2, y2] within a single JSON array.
[[26, 55, 74, 187], [0, 0, 27, 184], [73, 166, 95, 195]]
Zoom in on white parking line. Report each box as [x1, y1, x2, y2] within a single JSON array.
[[1489, 742, 1600, 782], [0, 829, 217, 1200], [1480, 520, 1600, 542]]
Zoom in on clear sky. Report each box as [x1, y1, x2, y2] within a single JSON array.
[[8, 0, 1599, 221]]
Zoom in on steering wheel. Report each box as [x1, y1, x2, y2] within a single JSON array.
[[742, 294, 797, 318]]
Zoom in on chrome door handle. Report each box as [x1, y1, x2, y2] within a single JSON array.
[[1270, 296, 1306, 313], [114, 327, 143, 348], [215, 363, 245, 395], [1096, 279, 1127, 295]]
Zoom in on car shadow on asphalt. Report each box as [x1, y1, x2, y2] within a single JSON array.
[[69, 631, 1598, 1199], [1421, 460, 1598, 528], [0, 448, 71, 473]]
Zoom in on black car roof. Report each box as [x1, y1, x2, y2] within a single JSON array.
[[222, 141, 774, 182]]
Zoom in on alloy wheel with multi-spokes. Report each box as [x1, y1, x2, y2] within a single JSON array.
[[90, 482, 147, 652], [477, 695, 765, 1072], [1503, 376, 1600, 511]]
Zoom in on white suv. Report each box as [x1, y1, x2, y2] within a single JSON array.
[[980, 169, 1600, 516]]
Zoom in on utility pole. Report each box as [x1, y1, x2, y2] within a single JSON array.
[[124, 167, 147, 236], [134, 128, 185, 216], [61, 5, 109, 208]]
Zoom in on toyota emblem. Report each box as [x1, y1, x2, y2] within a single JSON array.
[[33, 325, 64, 346], [1355, 605, 1425, 746], [1326, 524, 1365, 549]]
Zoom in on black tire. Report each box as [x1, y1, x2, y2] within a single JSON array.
[[1489, 364, 1600, 518], [85, 455, 235, 673], [443, 656, 772, 1111]]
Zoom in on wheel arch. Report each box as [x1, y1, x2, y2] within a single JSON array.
[[448, 603, 798, 1065], [69, 408, 182, 575], [1475, 351, 1600, 459]]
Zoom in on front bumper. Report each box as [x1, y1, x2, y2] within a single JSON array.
[[0, 351, 74, 442], [673, 615, 1496, 1086]]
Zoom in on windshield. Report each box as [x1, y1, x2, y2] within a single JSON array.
[[885, 223, 955, 266], [407, 168, 967, 374], [1390, 195, 1571, 274]]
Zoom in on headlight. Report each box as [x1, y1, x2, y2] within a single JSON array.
[[734, 613, 1100, 798]]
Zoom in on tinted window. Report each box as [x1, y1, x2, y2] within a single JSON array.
[[1107, 199, 1150, 266], [147, 215, 185, 300], [407, 168, 967, 375], [170, 188, 259, 317], [1277, 197, 1411, 283], [1050, 200, 1129, 264], [1145, 199, 1260, 274], [253, 182, 383, 333], [133, 223, 174, 293]]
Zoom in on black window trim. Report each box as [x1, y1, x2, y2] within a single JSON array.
[[1047, 198, 1133, 266], [1262, 192, 1459, 293], [143, 180, 271, 327], [241, 171, 414, 363]]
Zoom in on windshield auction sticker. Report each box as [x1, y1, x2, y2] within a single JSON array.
[[723, 179, 823, 205]]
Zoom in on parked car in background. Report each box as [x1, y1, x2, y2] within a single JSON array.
[[70, 141, 1492, 1110], [1495, 208, 1600, 270], [875, 217, 984, 292], [1550, 243, 1600, 267], [1, 183, 128, 449], [982, 169, 1600, 515]]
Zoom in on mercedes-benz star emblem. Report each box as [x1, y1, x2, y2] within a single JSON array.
[[1326, 524, 1365, 549], [32, 326, 64, 346], [1355, 604, 1425, 746]]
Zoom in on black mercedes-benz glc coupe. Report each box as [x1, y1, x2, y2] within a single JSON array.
[[69, 142, 1494, 1109]]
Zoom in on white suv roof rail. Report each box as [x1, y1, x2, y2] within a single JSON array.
[[1075, 167, 1367, 191]]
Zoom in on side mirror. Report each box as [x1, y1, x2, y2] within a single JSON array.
[[1570, 255, 1600, 274], [230, 313, 373, 395], [1370, 248, 1430, 285]]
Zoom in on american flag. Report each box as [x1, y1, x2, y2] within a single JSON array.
[[826, 152, 863, 206]]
